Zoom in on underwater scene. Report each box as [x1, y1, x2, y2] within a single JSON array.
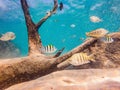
[[0, 0, 120, 57], [0, 0, 120, 90]]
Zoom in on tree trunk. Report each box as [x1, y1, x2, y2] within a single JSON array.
[[21, 0, 58, 55], [21, 0, 41, 55], [28, 27, 41, 55]]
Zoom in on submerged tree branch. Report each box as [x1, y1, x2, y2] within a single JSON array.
[[36, 0, 58, 29], [0, 37, 97, 89], [0, 32, 119, 89]]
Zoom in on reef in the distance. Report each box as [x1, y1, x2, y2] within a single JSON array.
[[0, 40, 20, 59]]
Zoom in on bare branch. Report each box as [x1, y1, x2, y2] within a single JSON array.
[[36, 0, 58, 29], [21, 0, 34, 25]]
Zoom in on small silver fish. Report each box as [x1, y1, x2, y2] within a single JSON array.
[[90, 16, 102, 23], [41, 44, 57, 54], [68, 53, 95, 66], [86, 28, 109, 38], [100, 35, 114, 43], [0, 32, 16, 41]]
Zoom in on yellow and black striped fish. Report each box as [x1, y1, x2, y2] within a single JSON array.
[[86, 28, 108, 38], [57, 53, 95, 68], [41, 44, 57, 54], [68, 53, 95, 66], [100, 35, 114, 43]]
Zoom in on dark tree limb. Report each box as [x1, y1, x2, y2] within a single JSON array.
[[53, 47, 65, 58], [36, 0, 58, 29], [21, 0, 33, 24]]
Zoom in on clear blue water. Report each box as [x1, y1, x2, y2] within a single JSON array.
[[0, 0, 120, 56]]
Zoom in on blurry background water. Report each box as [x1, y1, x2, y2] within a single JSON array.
[[0, 0, 120, 58]]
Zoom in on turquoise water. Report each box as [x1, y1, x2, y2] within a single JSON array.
[[0, 0, 120, 56]]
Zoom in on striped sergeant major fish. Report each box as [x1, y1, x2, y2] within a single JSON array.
[[41, 44, 57, 54], [68, 53, 95, 66], [86, 28, 109, 38], [100, 34, 114, 43], [57, 53, 95, 68]]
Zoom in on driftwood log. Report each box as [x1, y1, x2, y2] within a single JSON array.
[[0, 32, 119, 90], [0, 0, 120, 89], [0, 36, 98, 89]]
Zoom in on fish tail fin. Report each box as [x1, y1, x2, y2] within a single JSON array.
[[41, 46, 45, 54], [89, 54, 95, 62], [86, 32, 89, 36]]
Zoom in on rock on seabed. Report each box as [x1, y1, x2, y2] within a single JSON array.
[[6, 69, 120, 90]]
